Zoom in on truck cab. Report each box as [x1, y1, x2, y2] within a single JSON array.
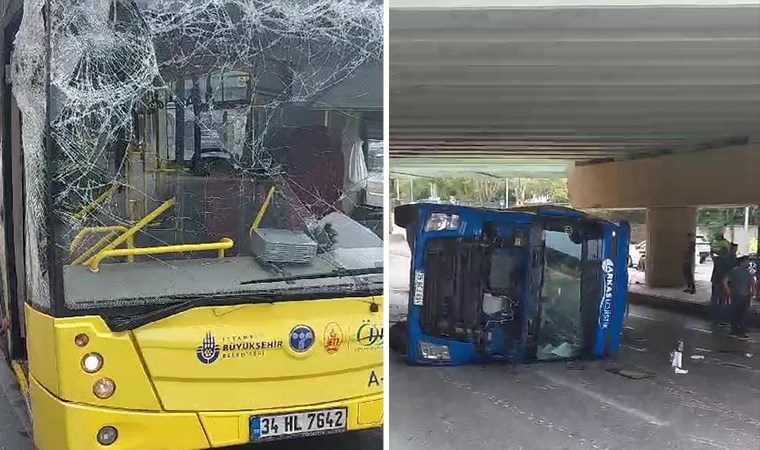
[[393, 203, 630, 365]]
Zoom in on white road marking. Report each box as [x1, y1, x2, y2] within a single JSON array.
[[621, 344, 647, 352], [688, 326, 713, 334], [536, 371, 669, 427], [688, 435, 731, 450], [628, 313, 661, 322]]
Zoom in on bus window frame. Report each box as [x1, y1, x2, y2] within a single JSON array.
[[2, 4, 32, 357]]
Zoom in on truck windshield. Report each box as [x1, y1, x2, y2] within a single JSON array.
[[537, 222, 583, 360], [15, 0, 382, 310]]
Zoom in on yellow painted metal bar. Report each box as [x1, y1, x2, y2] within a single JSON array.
[[74, 184, 120, 221], [72, 232, 136, 265], [70, 226, 129, 253], [88, 238, 234, 273], [85, 198, 176, 267], [249, 186, 276, 236], [72, 231, 118, 265]]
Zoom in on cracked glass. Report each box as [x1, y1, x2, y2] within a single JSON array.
[[12, 0, 383, 309], [537, 224, 583, 360]]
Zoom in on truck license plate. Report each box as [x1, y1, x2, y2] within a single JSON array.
[[250, 408, 347, 441]]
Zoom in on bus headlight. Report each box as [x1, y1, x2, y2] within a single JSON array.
[[81, 353, 103, 373], [97, 426, 118, 445], [74, 333, 89, 347], [425, 213, 460, 232], [93, 378, 116, 399], [419, 341, 451, 360]]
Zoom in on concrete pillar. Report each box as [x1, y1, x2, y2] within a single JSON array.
[[645, 207, 697, 288]]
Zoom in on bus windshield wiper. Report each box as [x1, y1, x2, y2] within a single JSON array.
[[106, 292, 284, 332], [239, 267, 383, 286]]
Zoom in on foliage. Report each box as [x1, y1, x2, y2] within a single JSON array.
[[392, 177, 569, 205]]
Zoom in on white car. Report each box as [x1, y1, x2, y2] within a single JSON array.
[[695, 235, 711, 263], [628, 244, 643, 268], [630, 235, 711, 269]]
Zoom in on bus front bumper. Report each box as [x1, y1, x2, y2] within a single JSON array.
[[30, 376, 383, 450]]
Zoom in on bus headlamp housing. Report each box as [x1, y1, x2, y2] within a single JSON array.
[[425, 213, 460, 232], [419, 341, 451, 360], [93, 378, 116, 399], [81, 353, 103, 373], [97, 426, 118, 445]]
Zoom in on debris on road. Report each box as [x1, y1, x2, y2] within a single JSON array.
[[690, 355, 705, 360], [670, 340, 689, 374], [606, 367, 655, 380]]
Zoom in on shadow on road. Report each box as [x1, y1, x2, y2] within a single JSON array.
[[226, 429, 382, 450]]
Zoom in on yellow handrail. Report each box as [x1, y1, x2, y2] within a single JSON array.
[[73, 231, 118, 265], [249, 186, 276, 236], [85, 198, 177, 267], [70, 226, 130, 253], [88, 238, 234, 273], [74, 184, 120, 221]]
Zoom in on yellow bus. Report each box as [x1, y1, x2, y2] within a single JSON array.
[[0, 1, 384, 449]]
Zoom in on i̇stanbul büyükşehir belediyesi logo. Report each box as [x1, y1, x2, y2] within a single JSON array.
[[197, 331, 221, 365], [197, 331, 284, 364]]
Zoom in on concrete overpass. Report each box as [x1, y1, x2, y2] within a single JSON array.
[[389, 0, 760, 287]]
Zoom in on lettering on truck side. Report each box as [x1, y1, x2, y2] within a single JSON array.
[[598, 259, 614, 330]]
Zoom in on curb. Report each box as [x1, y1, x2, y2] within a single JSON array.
[[0, 360, 33, 438], [627, 293, 760, 328]]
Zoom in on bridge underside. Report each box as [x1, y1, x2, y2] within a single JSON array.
[[389, 1, 760, 288], [389, 1, 760, 179]]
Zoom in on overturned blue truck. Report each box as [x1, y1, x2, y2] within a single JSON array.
[[392, 203, 631, 365]]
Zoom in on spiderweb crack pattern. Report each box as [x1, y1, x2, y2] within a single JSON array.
[[12, 0, 382, 306]]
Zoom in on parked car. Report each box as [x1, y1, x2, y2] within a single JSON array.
[[633, 241, 647, 271], [695, 235, 711, 263], [629, 243, 643, 268], [633, 235, 711, 266]]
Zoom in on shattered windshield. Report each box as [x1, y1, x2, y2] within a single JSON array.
[[12, 0, 383, 309]]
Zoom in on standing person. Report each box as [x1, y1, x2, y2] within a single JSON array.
[[712, 232, 730, 258], [723, 256, 755, 339], [710, 243, 739, 326], [683, 233, 696, 294]]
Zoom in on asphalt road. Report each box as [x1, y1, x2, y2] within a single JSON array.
[[227, 429, 382, 450], [390, 305, 760, 450], [0, 387, 381, 450], [0, 395, 31, 450], [388, 236, 760, 450], [0, 349, 381, 450]]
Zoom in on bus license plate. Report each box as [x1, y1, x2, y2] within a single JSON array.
[[250, 408, 347, 441]]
